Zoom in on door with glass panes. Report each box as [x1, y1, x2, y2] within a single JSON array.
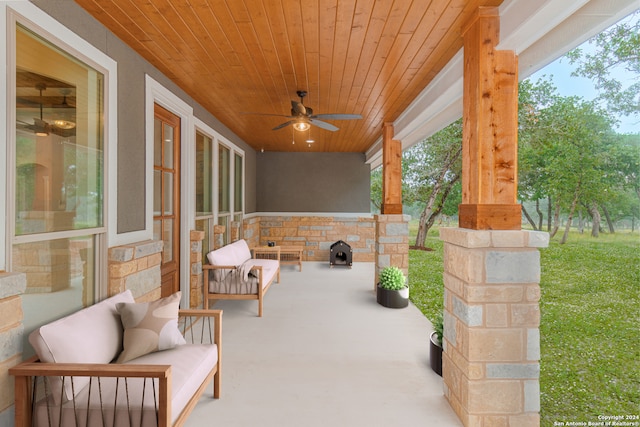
[[154, 104, 180, 297]]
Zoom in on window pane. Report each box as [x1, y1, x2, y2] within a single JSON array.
[[163, 124, 174, 169], [196, 132, 212, 215], [16, 26, 104, 235], [164, 172, 173, 215], [234, 153, 243, 212], [17, 235, 95, 357], [153, 219, 162, 241], [218, 145, 230, 213], [163, 220, 173, 263], [154, 169, 161, 215], [218, 215, 229, 246], [154, 118, 162, 166]]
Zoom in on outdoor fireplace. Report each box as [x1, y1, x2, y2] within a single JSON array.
[[329, 240, 352, 267]]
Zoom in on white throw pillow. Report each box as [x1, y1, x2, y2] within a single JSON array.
[[115, 292, 186, 363]]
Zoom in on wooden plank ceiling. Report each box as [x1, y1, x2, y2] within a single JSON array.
[[74, 0, 502, 153]]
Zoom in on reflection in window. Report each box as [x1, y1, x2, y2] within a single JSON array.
[[14, 24, 105, 356]]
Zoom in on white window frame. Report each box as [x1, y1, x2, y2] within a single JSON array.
[[194, 118, 245, 249], [1, 2, 117, 297]]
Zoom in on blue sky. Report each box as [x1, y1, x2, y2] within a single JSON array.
[[528, 14, 638, 135]]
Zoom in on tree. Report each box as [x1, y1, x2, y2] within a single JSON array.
[[518, 76, 622, 243], [403, 120, 462, 248], [566, 11, 639, 117]]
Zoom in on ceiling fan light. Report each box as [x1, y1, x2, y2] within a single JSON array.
[[53, 119, 76, 130], [35, 129, 49, 137], [293, 121, 310, 132]]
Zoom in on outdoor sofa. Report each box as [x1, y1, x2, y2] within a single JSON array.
[[10, 290, 222, 427]]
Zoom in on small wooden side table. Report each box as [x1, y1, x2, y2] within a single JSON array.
[[252, 245, 303, 271]]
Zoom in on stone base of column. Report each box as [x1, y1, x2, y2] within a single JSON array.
[[440, 228, 548, 427], [374, 214, 410, 288]]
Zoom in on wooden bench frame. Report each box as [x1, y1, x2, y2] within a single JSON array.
[[9, 309, 222, 427], [203, 254, 280, 317]]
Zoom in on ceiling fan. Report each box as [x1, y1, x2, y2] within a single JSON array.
[[17, 83, 76, 137], [247, 91, 362, 132]]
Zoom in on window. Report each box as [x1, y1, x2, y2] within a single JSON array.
[[195, 131, 214, 259], [218, 144, 230, 244], [13, 22, 106, 353], [195, 129, 244, 252]]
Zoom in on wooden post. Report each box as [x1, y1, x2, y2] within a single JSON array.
[[459, 7, 521, 230], [381, 122, 402, 214]]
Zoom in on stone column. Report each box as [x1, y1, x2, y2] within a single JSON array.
[[0, 272, 26, 423], [374, 214, 409, 288], [440, 228, 548, 427], [190, 230, 204, 308], [213, 225, 225, 249]]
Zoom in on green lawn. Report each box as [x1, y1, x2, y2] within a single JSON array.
[[408, 226, 640, 424]]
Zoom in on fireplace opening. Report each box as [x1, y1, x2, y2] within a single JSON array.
[[329, 240, 352, 268]]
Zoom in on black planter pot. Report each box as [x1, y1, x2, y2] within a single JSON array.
[[376, 285, 409, 308], [429, 331, 443, 376]]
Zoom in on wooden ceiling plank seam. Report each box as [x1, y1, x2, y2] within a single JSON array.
[[242, 0, 292, 113], [263, 0, 301, 105], [147, 0, 220, 74], [281, 1, 308, 95], [348, 0, 412, 133], [336, 0, 376, 117], [345, 0, 394, 123], [198, 0, 244, 67], [301, 0, 321, 100], [381, 1, 466, 121], [363, 0, 448, 125], [381, 0, 495, 122], [77, 0, 180, 67], [327, 0, 357, 114], [317, 0, 338, 117]]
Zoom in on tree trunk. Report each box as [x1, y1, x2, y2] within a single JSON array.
[[550, 201, 561, 238], [547, 196, 553, 232], [578, 210, 584, 234], [522, 205, 538, 230], [602, 205, 615, 233], [561, 186, 581, 244], [535, 199, 543, 231], [414, 173, 460, 248], [590, 202, 601, 237]]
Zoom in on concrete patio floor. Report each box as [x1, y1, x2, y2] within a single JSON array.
[[187, 261, 462, 427]]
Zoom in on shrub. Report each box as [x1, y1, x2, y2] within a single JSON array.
[[378, 266, 407, 290]]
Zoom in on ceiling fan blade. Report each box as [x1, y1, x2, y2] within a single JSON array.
[[291, 100, 307, 116], [310, 113, 362, 120], [272, 120, 295, 130], [309, 119, 339, 132]]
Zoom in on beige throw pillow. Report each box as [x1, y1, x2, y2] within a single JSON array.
[[115, 292, 186, 363]]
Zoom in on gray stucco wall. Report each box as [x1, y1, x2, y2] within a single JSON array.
[[30, 0, 257, 227], [256, 152, 371, 213]]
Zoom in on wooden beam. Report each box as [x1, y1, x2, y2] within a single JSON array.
[[382, 122, 403, 214], [460, 7, 520, 230]]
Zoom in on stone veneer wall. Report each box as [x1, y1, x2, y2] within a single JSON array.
[[242, 216, 260, 248], [108, 240, 163, 302], [249, 215, 376, 262], [440, 228, 548, 427], [190, 230, 204, 308], [0, 272, 26, 424], [374, 214, 410, 286]]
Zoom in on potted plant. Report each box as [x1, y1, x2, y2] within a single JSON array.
[[376, 266, 409, 308], [429, 312, 443, 376]]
